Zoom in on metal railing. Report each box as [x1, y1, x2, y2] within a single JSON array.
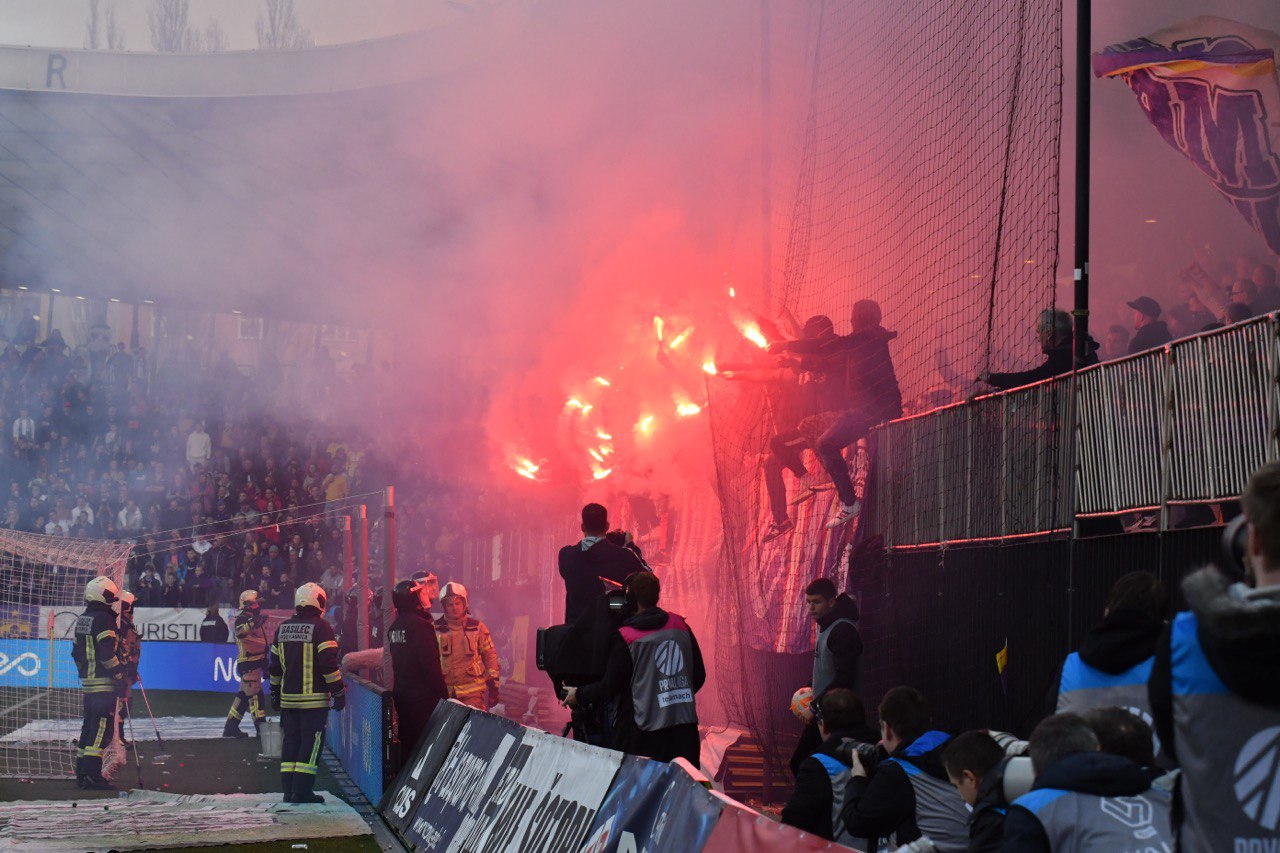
[[871, 314, 1280, 548]]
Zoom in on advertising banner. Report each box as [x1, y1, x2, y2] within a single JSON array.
[[580, 756, 677, 852], [382, 699, 472, 839], [0, 638, 241, 692], [327, 674, 392, 805]]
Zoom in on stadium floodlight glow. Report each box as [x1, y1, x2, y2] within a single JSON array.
[[50, 288, 61, 293], [232, 310, 243, 315], [143, 299, 155, 304], [75, 295, 86, 300], [16, 286, 26, 291], [109, 298, 120, 303]]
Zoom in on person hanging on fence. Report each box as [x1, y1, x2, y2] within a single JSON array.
[[223, 589, 270, 738], [389, 573, 448, 755], [769, 299, 903, 529], [114, 590, 141, 749], [978, 309, 1099, 391], [269, 582, 345, 804], [71, 575, 126, 790], [435, 582, 501, 711]]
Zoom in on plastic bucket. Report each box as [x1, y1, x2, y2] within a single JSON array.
[[259, 719, 283, 758]]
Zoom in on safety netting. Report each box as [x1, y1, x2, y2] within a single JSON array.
[[709, 0, 1063, 788]]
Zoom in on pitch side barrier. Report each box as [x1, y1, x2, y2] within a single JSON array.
[[327, 674, 395, 805], [379, 700, 838, 853]]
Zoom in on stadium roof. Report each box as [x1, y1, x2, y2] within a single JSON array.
[[0, 8, 528, 325]]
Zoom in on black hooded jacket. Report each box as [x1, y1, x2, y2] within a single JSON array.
[[1077, 607, 1164, 674], [1128, 320, 1172, 355], [968, 762, 1009, 853], [986, 338, 1100, 391], [1149, 568, 1280, 764], [816, 594, 863, 694], [1003, 752, 1154, 851], [777, 326, 903, 424], [840, 729, 957, 849], [558, 538, 645, 623], [781, 724, 879, 840]]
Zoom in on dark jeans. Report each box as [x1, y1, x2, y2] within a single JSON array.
[[765, 430, 807, 523], [815, 409, 874, 507]]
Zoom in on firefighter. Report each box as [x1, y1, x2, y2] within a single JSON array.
[[115, 590, 141, 748], [71, 576, 126, 789], [435, 582, 500, 711], [269, 582, 345, 804], [388, 575, 447, 755], [223, 589, 270, 738]]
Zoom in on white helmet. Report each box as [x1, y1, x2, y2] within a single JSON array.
[[295, 582, 326, 611], [116, 590, 136, 612], [441, 581, 468, 602], [85, 576, 119, 605], [239, 589, 261, 611]]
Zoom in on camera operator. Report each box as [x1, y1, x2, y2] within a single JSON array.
[[837, 686, 969, 852], [781, 688, 878, 843], [558, 503, 646, 623], [1148, 461, 1280, 849], [564, 572, 705, 765]]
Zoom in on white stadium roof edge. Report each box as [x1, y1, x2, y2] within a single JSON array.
[[0, 5, 532, 324]]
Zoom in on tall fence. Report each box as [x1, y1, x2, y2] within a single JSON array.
[[871, 314, 1280, 547]]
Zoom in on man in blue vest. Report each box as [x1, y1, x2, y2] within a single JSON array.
[[565, 571, 705, 765], [1148, 461, 1280, 849], [1004, 713, 1173, 851], [839, 686, 970, 851], [781, 688, 878, 842], [941, 730, 1008, 852]]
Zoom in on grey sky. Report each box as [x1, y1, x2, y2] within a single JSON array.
[[0, 0, 450, 50]]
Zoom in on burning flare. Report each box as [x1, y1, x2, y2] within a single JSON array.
[[738, 321, 768, 350], [668, 328, 692, 349], [593, 376, 612, 387], [636, 415, 656, 435], [591, 464, 613, 481], [596, 428, 613, 440], [512, 458, 541, 481], [676, 402, 702, 417], [701, 358, 717, 375], [653, 316, 665, 343]]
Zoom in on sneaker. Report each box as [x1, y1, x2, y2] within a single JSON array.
[[825, 501, 862, 530], [762, 519, 794, 543]]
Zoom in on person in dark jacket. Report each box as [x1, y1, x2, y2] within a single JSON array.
[[71, 576, 126, 789], [1055, 571, 1166, 763], [566, 572, 705, 765], [1147, 461, 1280, 849], [1004, 713, 1172, 851], [388, 575, 447, 756], [558, 503, 646, 623], [781, 688, 879, 843], [941, 731, 1008, 853], [980, 309, 1100, 390], [199, 603, 230, 643], [791, 577, 863, 775], [773, 300, 903, 530], [839, 687, 969, 852], [1126, 296, 1172, 354]]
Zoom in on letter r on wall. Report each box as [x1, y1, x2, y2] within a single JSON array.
[[47, 54, 67, 90]]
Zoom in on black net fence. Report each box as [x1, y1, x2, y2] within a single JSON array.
[[709, 0, 1064, 783]]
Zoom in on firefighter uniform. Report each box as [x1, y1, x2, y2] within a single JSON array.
[[269, 583, 344, 804], [71, 591, 124, 787], [435, 606, 499, 710], [224, 603, 271, 737]]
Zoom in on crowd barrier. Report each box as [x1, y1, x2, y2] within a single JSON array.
[[379, 700, 834, 853], [0, 638, 242, 692], [327, 673, 395, 804]]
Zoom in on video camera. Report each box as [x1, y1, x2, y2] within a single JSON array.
[[536, 581, 632, 690]]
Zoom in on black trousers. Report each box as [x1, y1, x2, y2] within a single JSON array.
[[77, 692, 117, 777], [280, 707, 327, 795]]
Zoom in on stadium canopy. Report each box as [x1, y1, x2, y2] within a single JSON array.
[[0, 6, 529, 326]]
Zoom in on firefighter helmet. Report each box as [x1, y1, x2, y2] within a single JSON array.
[[117, 590, 135, 612], [441, 581, 468, 602], [85, 576, 119, 605], [294, 582, 327, 612], [239, 589, 261, 612]]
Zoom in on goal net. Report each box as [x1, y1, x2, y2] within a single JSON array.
[[0, 529, 133, 779]]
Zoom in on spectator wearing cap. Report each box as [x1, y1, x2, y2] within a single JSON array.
[[1127, 297, 1171, 355]]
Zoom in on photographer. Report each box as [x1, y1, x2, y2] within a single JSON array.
[[781, 688, 877, 843], [1148, 461, 1280, 849], [564, 572, 705, 764], [558, 503, 646, 623], [838, 686, 969, 851]]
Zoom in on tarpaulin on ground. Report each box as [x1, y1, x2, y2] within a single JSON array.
[[1095, 16, 1280, 253]]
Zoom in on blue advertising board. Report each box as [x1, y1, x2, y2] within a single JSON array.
[[327, 674, 391, 804], [0, 638, 242, 692]]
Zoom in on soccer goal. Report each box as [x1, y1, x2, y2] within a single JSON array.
[[0, 529, 132, 779]]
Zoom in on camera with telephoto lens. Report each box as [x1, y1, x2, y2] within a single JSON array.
[[835, 738, 886, 770], [1222, 514, 1250, 583], [536, 585, 633, 691]]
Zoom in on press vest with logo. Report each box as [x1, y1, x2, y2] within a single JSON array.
[[71, 602, 122, 693], [811, 753, 860, 847], [813, 616, 856, 699], [1057, 652, 1166, 766], [620, 612, 697, 731], [883, 731, 971, 852], [1169, 610, 1280, 848], [1011, 786, 1173, 851]]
